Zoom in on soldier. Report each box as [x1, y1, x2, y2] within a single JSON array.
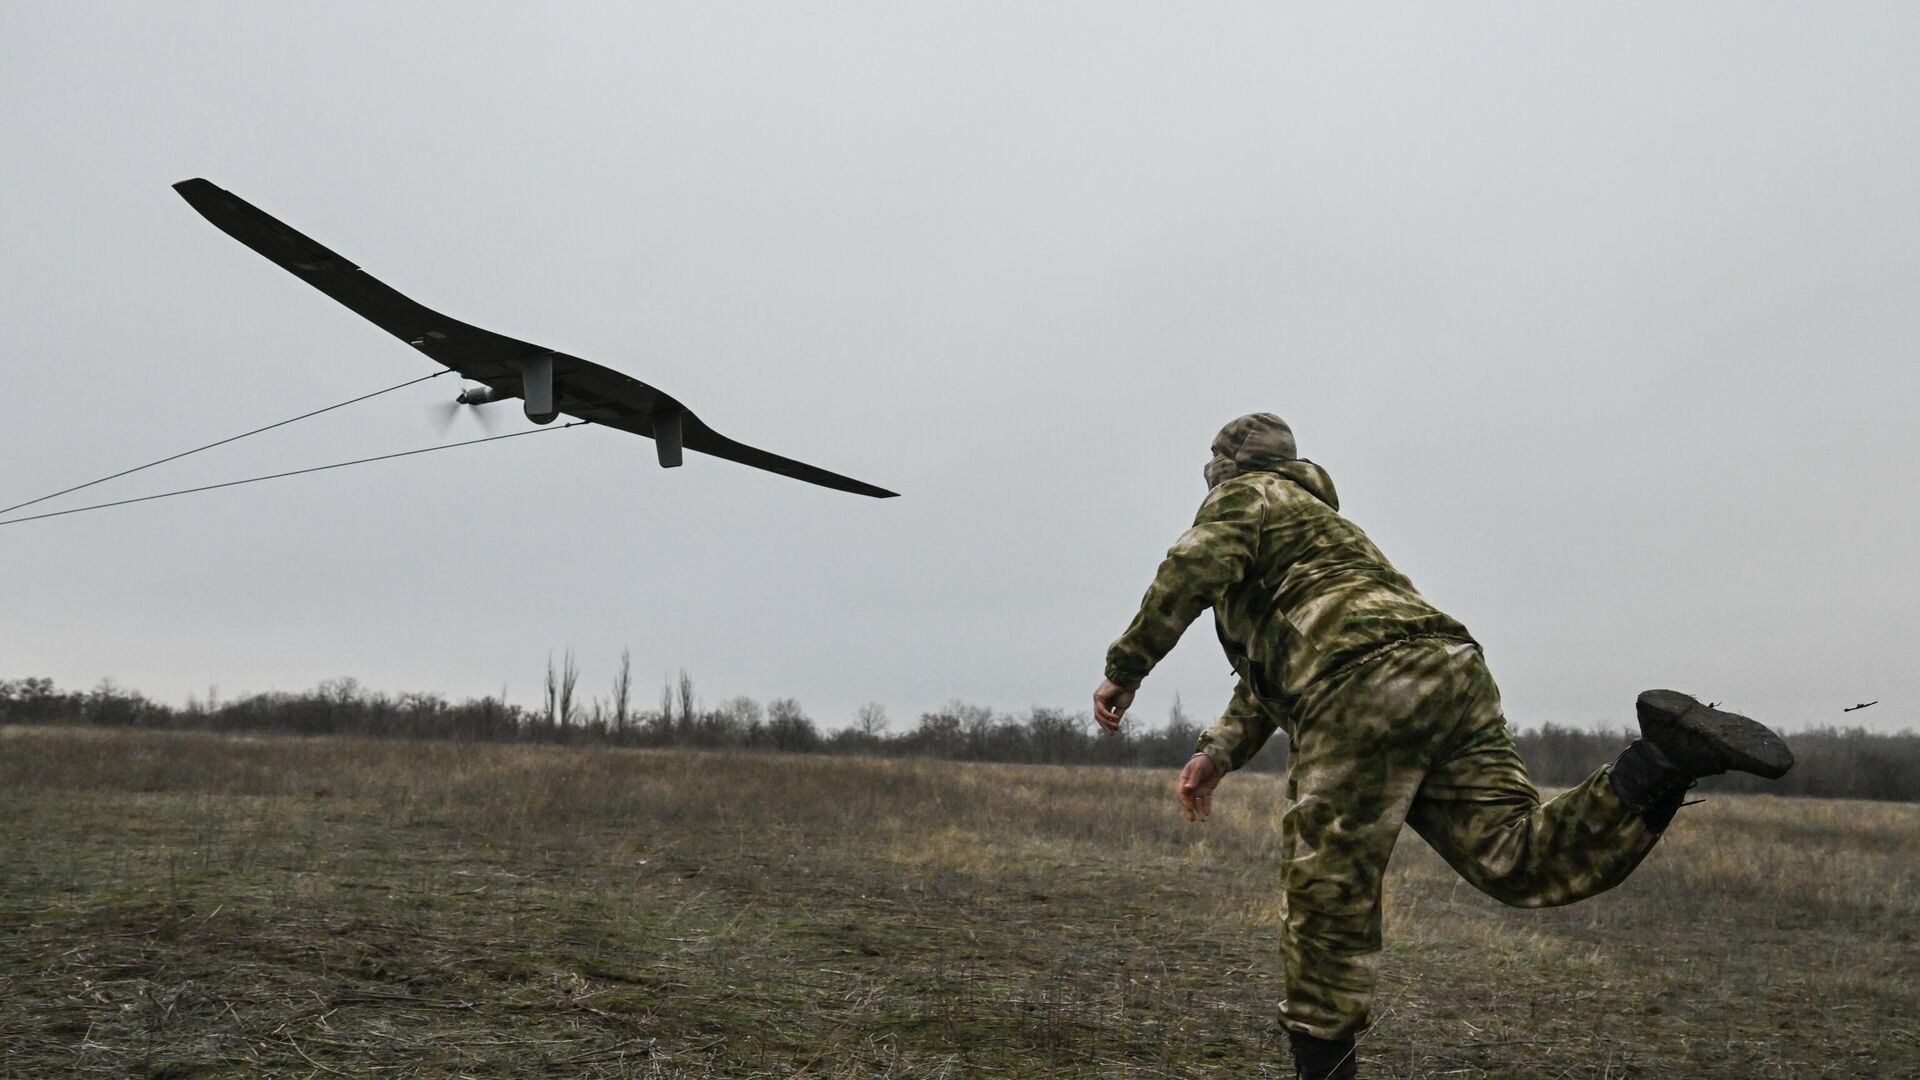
[[1092, 413, 1794, 1080]]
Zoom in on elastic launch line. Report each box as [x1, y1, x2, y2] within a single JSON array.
[[0, 370, 452, 517], [0, 423, 585, 527]]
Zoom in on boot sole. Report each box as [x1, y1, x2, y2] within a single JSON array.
[[1636, 689, 1794, 779]]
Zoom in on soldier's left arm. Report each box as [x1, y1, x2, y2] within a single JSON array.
[[1103, 479, 1265, 690]]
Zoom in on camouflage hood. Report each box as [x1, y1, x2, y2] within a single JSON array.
[[1204, 413, 1340, 510]]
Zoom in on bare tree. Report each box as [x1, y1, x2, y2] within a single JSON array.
[[612, 647, 633, 738], [767, 697, 819, 752], [677, 669, 695, 730], [543, 653, 558, 728], [856, 702, 890, 737], [559, 649, 580, 728], [319, 676, 362, 705], [1163, 692, 1199, 751], [713, 696, 763, 746], [1025, 706, 1087, 762], [914, 706, 963, 751], [959, 702, 996, 758]]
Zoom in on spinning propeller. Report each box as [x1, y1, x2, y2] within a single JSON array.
[[430, 385, 509, 435]]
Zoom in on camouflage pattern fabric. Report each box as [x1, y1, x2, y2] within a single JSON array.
[[1277, 638, 1659, 1039], [1196, 677, 1280, 774], [1203, 411, 1296, 490], [1104, 414, 1473, 713], [1105, 414, 1662, 1040]]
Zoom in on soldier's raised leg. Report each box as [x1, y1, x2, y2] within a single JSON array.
[[1405, 682, 1795, 907], [1277, 641, 1794, 1079]]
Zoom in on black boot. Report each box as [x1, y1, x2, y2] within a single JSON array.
[[1609, 738, 1695, 830], [1635, 689, 1794, 779], [1288, 1031, 1358, 1080], [1610, 690, 1794, 830]]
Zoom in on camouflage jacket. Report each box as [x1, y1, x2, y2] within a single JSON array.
[[1104, 460, 1473, 772]]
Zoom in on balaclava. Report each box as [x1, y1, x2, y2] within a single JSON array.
[[1204, 412, 1297, 490]]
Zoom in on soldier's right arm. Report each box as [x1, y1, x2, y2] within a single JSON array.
[[1195, 677, 1283, 773], [1104, 479, 1265, 689]]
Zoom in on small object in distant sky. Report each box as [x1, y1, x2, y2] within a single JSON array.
[[1843, 701, 1878, 712], [171, 178, 897, 498]]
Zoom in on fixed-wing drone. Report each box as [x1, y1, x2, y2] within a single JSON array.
[[172, 179, 896, 498]]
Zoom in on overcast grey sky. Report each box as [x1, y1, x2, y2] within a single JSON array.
[[3, 3, 1915, 735]]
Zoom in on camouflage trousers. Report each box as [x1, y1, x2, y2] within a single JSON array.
[[1277, 638, 1661, 1040]]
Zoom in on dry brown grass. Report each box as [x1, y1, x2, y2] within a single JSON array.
[[1, 726, 1913, 1078]]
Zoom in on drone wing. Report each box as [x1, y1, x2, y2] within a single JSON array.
[[536, 352, 900, 498], [171, 178, 897, 498]]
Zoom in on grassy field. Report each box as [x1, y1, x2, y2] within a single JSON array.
[[1, 727, 1914, 1078]]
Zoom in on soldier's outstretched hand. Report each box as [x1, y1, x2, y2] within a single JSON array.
[[1178, 752, 1222, 822], [1093, 679, 1135, 733]]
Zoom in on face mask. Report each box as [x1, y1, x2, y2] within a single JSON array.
[[1204, 453, 1236, 490]]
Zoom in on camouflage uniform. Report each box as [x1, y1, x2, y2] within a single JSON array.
[[1105, 414, 1663, 1041]]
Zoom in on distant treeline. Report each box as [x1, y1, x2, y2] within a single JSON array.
[[3, 673, 1913, 802]]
